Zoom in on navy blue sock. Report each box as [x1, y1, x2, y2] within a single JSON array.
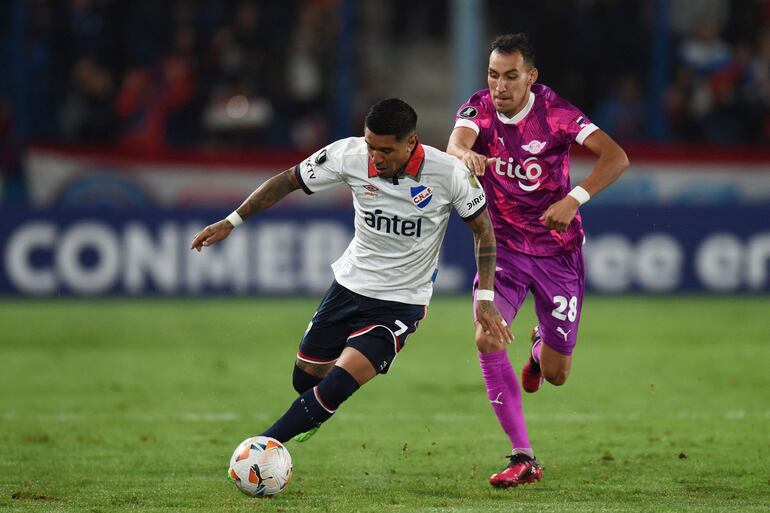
[[261, 366, 360, 442], [293, 365, 322, 394]]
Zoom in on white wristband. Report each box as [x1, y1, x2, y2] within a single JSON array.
[[226, 211, 244, 228], [568, 186, 591, 206], [476, 289, 495, 301]]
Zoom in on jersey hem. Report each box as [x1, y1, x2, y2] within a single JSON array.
[[333, 275, 430, 306], [294, 164, 314, 194], [461, 203, 487, 222], [498, 242, 582, 258], [576, 123, 599, 145], [454, 118, 480, 134]]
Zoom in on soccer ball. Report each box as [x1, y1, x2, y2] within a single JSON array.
[[227, 436, 293, 497]]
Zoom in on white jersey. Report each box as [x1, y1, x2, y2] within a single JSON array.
[[294, 137, 486, 305]]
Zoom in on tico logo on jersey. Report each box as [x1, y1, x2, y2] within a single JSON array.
[[410, 185, 433, 209], [494, 156, 544, 192]]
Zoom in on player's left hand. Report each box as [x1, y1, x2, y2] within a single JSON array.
[[475, 300, 514, 345], [540, 196, 580, 233], [190, 220, 234, 251]]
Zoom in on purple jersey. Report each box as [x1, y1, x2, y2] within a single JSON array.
[[454, 84, 599, 256]]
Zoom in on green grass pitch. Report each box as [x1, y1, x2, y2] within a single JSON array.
[[0, 296, 768, 512]]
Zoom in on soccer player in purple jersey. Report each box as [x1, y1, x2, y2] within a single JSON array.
[[447, 33, 629, 488]]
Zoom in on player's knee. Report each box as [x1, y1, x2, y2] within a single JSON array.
[[295, 359, 332, 380], [543, 368, 569, 386], [293, 363, 324, 394], [346, 329, 400, 376], [475, 331, 506, 353]]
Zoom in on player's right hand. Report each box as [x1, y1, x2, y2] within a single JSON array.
[[190, 220, 234, 252], [461, 150, 497, 177], [475, 300, 514, 346]]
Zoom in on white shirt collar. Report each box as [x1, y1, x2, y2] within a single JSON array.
[[496, 91, 535, 125]]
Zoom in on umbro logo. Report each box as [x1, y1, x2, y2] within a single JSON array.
[[362, 184, 380, 198]]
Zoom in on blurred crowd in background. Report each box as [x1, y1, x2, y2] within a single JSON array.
[[1, 0, 770, 160], [2, 0, 339, 152], [2, 1, 770, 296], [491, 0, 770, 145]]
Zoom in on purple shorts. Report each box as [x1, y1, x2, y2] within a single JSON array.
[[473, 247, 585, 355]]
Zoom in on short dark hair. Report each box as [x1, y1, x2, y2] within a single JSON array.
[[491, 33, 535, 67], [364, 98, 417, 140]]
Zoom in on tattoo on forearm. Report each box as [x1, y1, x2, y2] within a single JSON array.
[[477, 244, 496, 273], [469, 213, 498, 289], [239, 170, 298, 218], [474, 230, 497, 289]]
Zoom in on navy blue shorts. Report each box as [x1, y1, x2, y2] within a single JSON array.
[[297, 281, 427, 374]]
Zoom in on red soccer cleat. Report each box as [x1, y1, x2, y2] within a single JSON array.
[[489, 453, 542, 488], [521, 326, 544, 393]]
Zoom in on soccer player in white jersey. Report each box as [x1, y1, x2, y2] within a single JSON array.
[[447, 34, 629, 487], [192, 98, 511, 445]]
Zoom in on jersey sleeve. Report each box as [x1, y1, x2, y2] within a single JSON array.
[[450, 164, 487, 222], [553, 97, 599, 145], [452, 91, 494, 136], [293, 140, 346, 194], [454, 104, 482, 135]]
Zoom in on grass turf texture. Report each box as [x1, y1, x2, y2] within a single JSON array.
[[0, 296, 768, 512]]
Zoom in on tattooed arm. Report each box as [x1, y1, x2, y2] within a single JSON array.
[[191, 168, 300, 251], [465, 210, 513, 344]]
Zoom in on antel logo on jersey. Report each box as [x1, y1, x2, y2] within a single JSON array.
[[521, 140, 547, 154], [364, 209, 423, 237], [410, 186, 433, 209], [494, 156, 544, 192]]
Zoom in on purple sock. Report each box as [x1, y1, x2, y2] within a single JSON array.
[[478, 350, 531, 451], [531, 339, 542, 365]]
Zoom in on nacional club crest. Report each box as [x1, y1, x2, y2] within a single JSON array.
[[410, 185, 433, 209]]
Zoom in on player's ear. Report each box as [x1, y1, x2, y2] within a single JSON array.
[[406, 133, 417, 152], [528, 67, 539, 85]]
